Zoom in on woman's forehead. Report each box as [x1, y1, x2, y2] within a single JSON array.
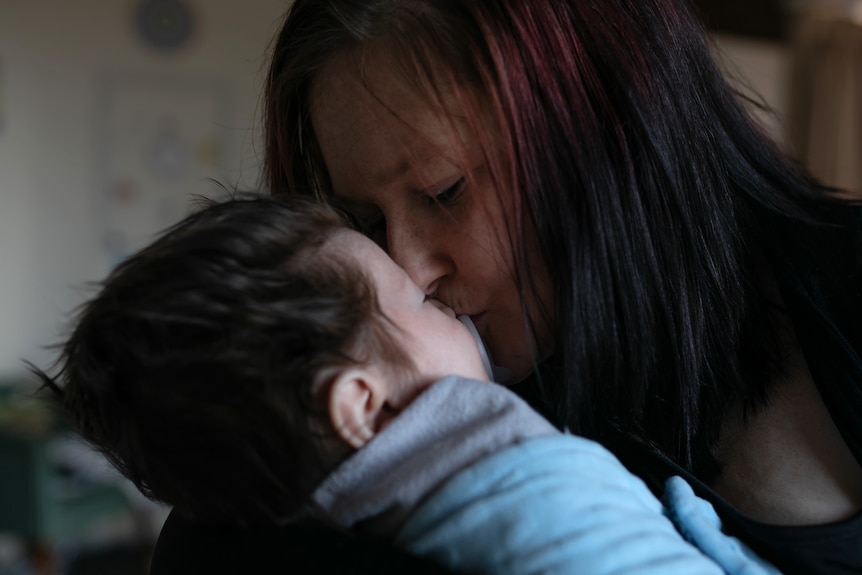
[[310, 56, 478, 189], [311, 49, 459, 134]]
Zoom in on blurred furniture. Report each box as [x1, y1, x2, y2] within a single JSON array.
[[0, 381, 131, 574], [789, 0, 862, 199]]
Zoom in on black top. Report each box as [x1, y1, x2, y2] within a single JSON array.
[[150, 208, 862, 575], [611, 205, 862, 575], [609, 440, 862, 575], [149, 514, 453, 574]]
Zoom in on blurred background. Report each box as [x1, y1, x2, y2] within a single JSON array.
[[0, 1, 287, 573], [0, 0, 859, 573]]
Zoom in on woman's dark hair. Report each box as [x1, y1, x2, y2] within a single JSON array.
[[34, 195, 410, 525], [263, 0, 861, 475]]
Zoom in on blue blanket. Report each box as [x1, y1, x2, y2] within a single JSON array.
[[314, 377, 781, 574], [396, 435, 781, 575]]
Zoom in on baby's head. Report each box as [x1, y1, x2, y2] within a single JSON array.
[[35, 195, 488, 525]]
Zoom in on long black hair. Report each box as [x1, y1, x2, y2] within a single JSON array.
[[263, 0, 862, 475]]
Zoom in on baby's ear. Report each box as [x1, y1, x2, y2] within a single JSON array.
[[327, 367, 387, 449]]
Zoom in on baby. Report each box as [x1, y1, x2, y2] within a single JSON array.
[[36, 195, 777, 575]]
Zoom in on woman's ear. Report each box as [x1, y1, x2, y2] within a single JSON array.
[[327, 367, 388, 449]]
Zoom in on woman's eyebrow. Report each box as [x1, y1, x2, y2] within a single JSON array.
[[371, 159, 411, 187]]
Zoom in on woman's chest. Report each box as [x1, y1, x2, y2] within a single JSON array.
[[711, 348, 862, 526]]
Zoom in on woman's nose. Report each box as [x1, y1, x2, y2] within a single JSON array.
[[386, 218, 452, 295]]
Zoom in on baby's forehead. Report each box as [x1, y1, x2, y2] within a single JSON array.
[[320, 228, 376, 258], [322, 228, 400, 268], [315, 229, 380, 280], [320, 228, 416, 291]]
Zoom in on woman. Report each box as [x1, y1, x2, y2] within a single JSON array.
[[151, 1, 862, 573]]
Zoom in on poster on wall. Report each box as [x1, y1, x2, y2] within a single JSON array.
[[95, 73, 233, 272]]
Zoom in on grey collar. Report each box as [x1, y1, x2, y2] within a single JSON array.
[[312, 376, 558, 539]]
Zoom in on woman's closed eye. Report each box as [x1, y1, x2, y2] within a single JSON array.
[[424, 177, 466, 207], [347, 176, 466, 245]]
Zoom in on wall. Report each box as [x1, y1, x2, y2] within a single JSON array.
[[0, 0, 291, 378]]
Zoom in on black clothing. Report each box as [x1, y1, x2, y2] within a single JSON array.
[[611, 205, 862, 575], [149, 514, 453, 575], [609, 438, 862, 575]]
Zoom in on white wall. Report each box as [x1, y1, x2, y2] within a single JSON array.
[[0, 0, 291, 378]]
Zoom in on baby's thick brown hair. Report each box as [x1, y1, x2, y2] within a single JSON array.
[[34, 194, 411, 525]]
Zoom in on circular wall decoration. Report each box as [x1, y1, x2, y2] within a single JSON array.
[[135, 0, 195, 52]]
